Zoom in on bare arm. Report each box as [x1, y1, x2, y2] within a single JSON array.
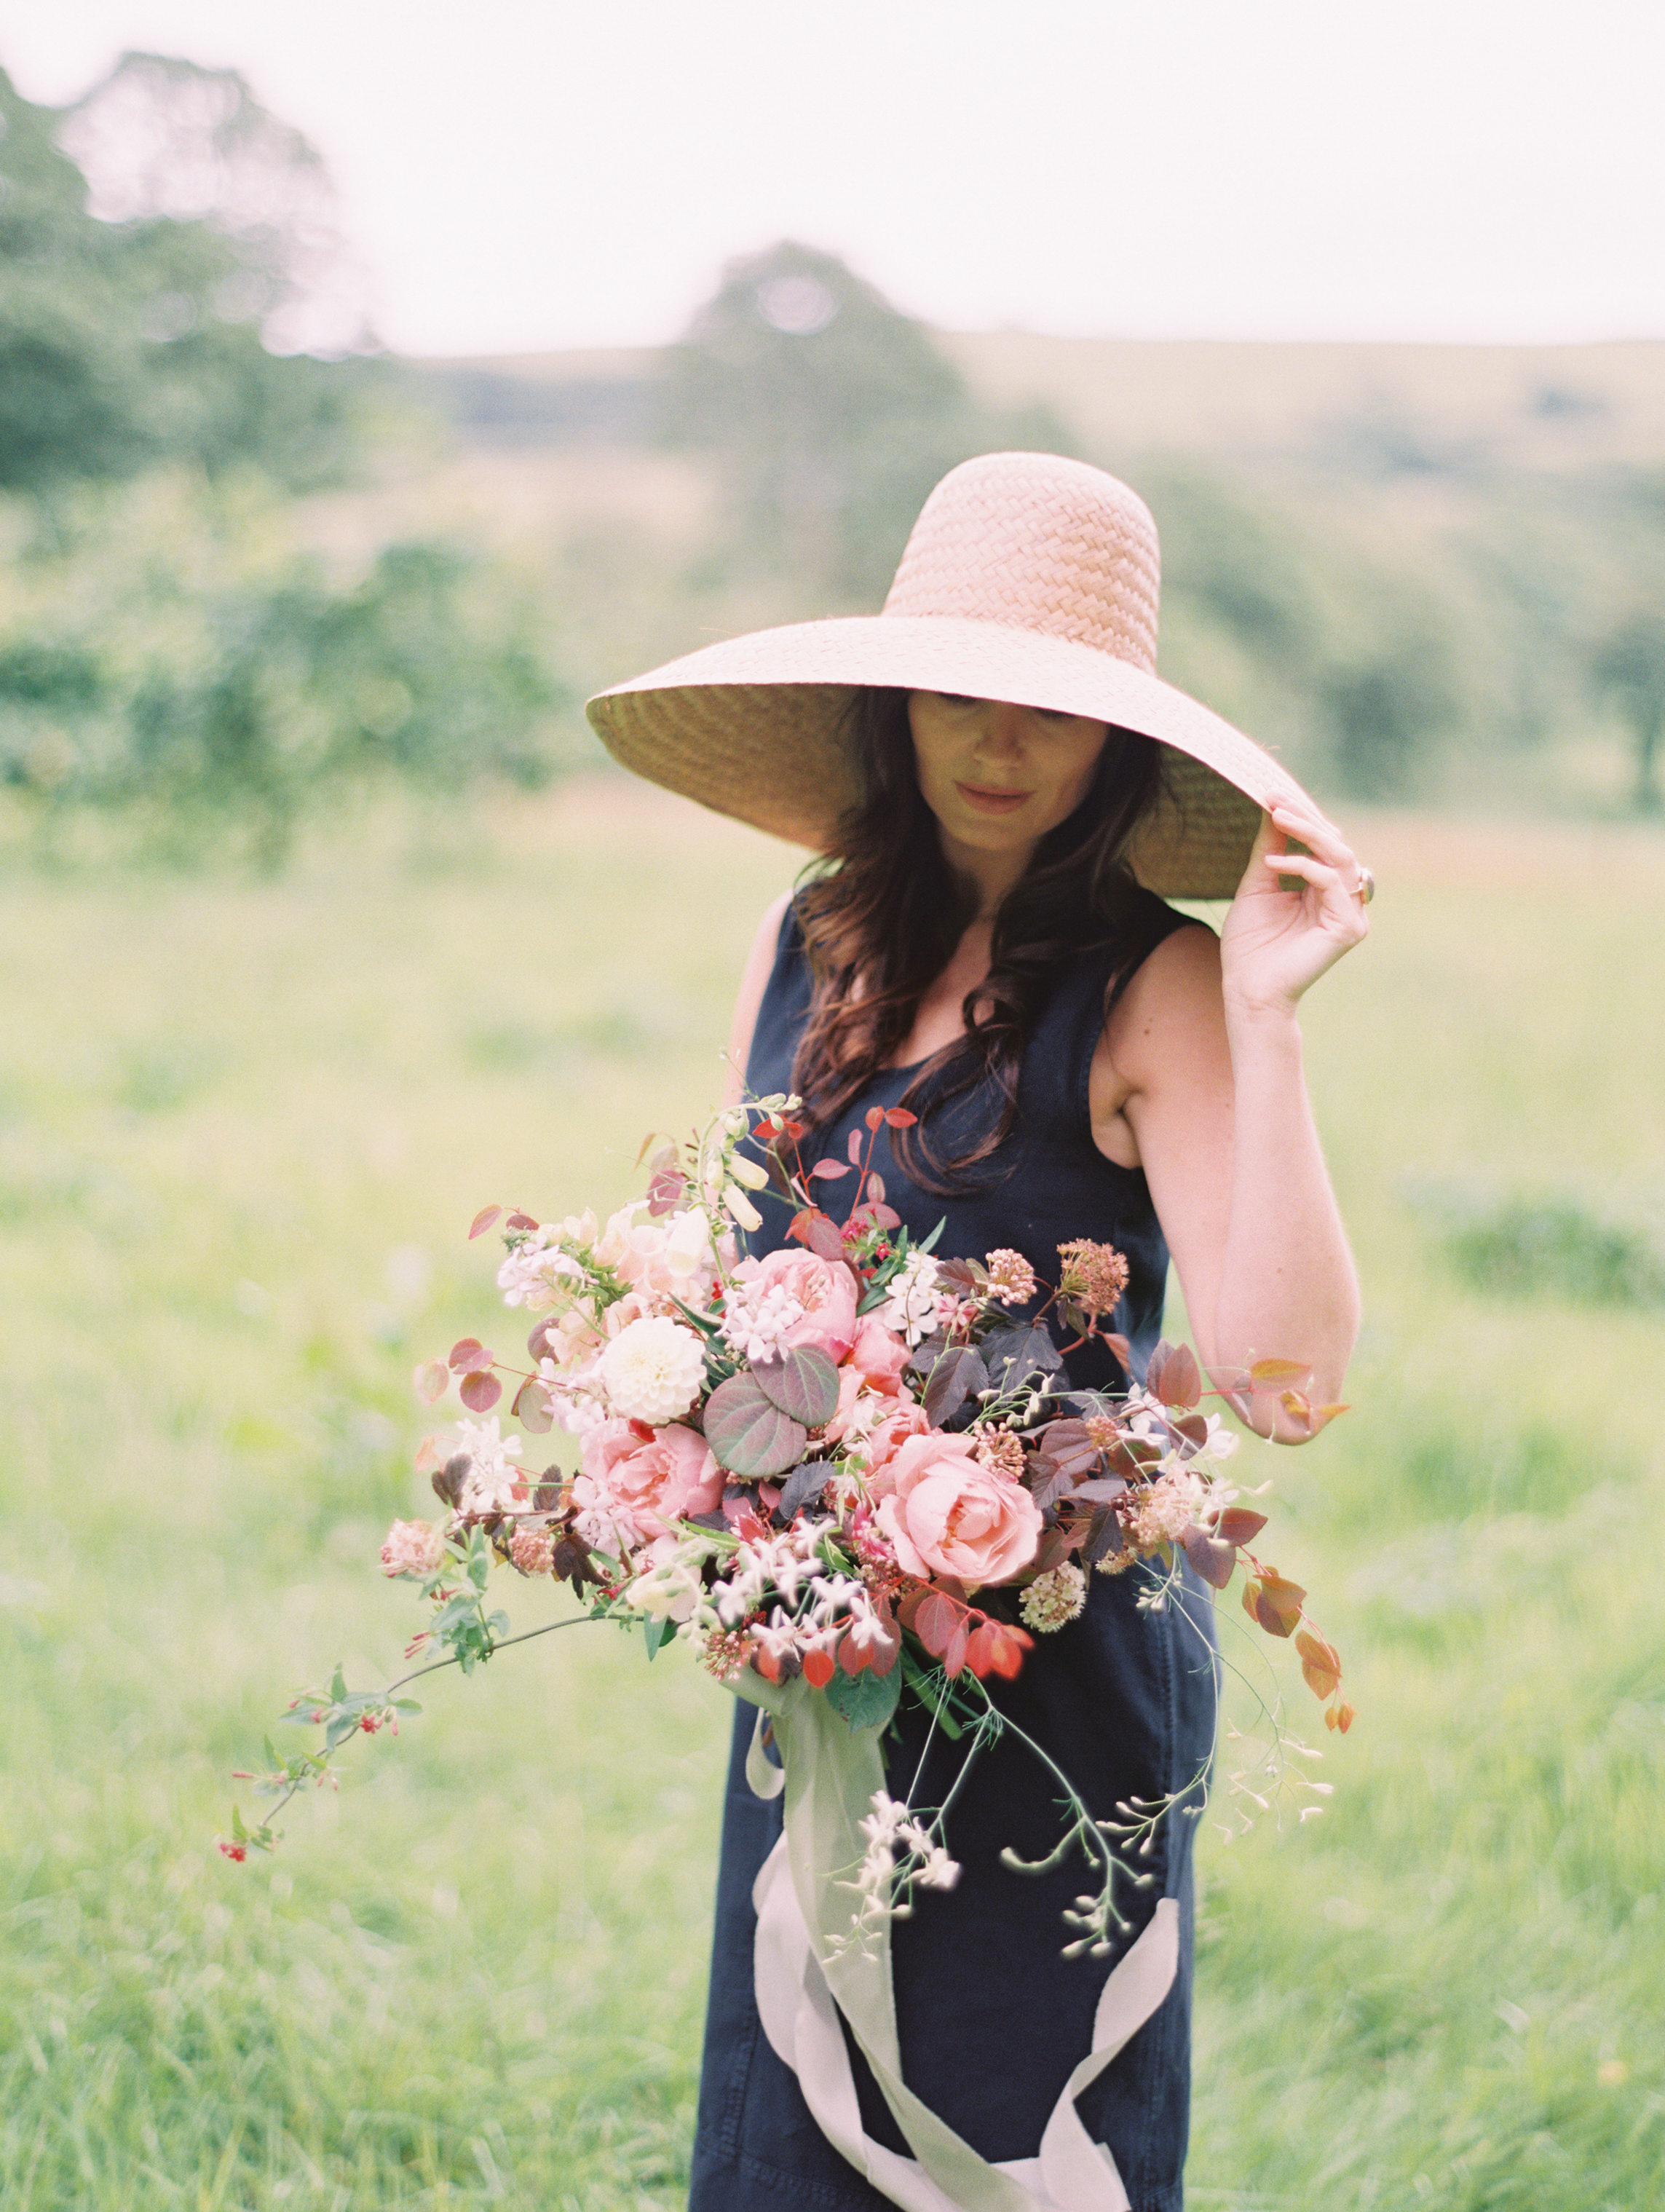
[[724, 890, 794, 1106], [1096, 803, 1367, 1442]]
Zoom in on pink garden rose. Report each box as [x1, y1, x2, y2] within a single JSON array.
[[860, 1400, 934, 1484], [732, 1248, 861, 1363], [844, 1314, 911, 1393], [577, 1418, 724, 1545], [874, 1432, 1043, 1587]]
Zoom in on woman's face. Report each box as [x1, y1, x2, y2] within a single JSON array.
[[906, 691, 1110, 864]]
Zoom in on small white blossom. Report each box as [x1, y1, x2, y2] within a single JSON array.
[[597, 1316, 707, 1423], [878, 1253, 941, 1347], [1020, 1562, 1088, 1632], [719, 1277, 806, 1364], [452, 1415, 524, 1513]]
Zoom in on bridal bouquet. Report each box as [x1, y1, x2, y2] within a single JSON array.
[[224, 1096, 1350, 1929]]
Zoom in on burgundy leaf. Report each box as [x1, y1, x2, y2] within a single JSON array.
[[1179, 1524, 1237, 1589], [448, 1338, 490, 1373], [751, 1346, 840, 1426], [459, 1370, 502, 1413], [468, 1206, 503, 1241]]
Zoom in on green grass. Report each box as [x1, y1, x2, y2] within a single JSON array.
[[3, 791, 1664, 2209]]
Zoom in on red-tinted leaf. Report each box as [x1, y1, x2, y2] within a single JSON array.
[[943, 1622, 970, 1678], [810, 1158, 851, 1180], [505, 1211, 539, 1233], [459, 1369, 502, 1413], [803, 1212, 845, 1263], [865, 1170, 887, 1204], [1031, 1523, 1073, 1573], [703, 1372, 810, 1477], [469, 1206, 504, 1241], [867, 1600, 901, 1677], [1180, 1524, 1237, 1589], [513, 1377, 553, 1434], [1174, 1413, 1211, 1447], [848, 1128, 865, 1163], [967, 1619, 1031, 1680], [838, 1629, 871, 1676], [1214, 1507, 1268, 1547], [802, 1646, 835, 1689], [1147, 1340, 1201, 1410], [1243, 1570, 1305, 1637], [1100, 1332, 1131, 1372], [913, 1590, 960, 1657], [526, 1317, 557, 1362], [751, 1346, 840, 1426], [414, 1359, 449, 1406], [884, 1107, 918, 1129], [922, 1346, 989, 1426], [1332, 1699, 1356, 1734], [1296, 1628, 1342, 1700], [787, 1209, 816, 1247], [448, 1338, 490, 1373], [871, 1204, 901, 1230], [866, 1107, 885, 1132]]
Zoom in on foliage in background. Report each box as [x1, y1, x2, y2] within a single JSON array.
[[0, 54, 573, 862], [0, 61, 369, 497], [657, 241, 1075, 602], [0, 473, 566, 868]]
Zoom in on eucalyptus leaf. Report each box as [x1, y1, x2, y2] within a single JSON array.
[[824, 1662, 903, 1732]]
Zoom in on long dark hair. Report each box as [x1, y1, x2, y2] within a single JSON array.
[[789, 688, 1168, 1190]]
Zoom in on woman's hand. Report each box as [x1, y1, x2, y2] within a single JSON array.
[[1219, 800, 1372, 1022]]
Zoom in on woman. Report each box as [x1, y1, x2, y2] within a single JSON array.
[[588, 451, 1369, 2212]]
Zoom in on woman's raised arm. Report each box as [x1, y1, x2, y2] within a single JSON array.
[[1102, 801, 1368, 1442]]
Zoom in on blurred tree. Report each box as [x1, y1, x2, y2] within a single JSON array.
[[0, 60, 368, 495], [658, 240, 1074, 601], [0, 477, 568, 867], [1591, 612, 1665, 812]]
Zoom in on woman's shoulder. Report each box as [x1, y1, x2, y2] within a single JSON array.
[[1102, 914, 1223, 1069]]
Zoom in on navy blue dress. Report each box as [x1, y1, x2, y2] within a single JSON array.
[[689, 894, 1219, 2212]]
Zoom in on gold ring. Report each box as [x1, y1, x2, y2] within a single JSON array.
[[1356, 866, 1375, 906]]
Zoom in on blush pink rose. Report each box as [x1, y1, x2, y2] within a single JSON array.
[[861, 1401, 934, 1488], [736, 1248, 861, 1362], [874, 1432, 1043, 1587], [845, 1314, 911, 1394], [579, 1418, 724, 1542]]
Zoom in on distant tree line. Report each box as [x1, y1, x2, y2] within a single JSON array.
[[0, 56, 565, 864]]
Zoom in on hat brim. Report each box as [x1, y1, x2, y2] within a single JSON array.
[[586, 614, 1312, 899]]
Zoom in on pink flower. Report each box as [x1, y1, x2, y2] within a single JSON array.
[[380, 1520, 446, 1578], [874, 1432, 1043, 1587], [577, 1418, 724, 1546], [730, 1248, 860, 1363], [845, 1314, 911, 1394], [860, 1401, 933, 1488]]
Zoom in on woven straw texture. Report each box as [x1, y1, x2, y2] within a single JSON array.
[[587, 453, 1313, 899]]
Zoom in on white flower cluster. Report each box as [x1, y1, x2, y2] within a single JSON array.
[[1020, 1561, 1087, 1631], [452, 1415, 524, 1514], [834, 1791, 961, 1950], [719, 1276, 805, 1365], [878, 1252, 941, 1347]]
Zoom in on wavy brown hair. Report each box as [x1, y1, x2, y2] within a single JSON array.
[[789, 687, 1170, 1191]]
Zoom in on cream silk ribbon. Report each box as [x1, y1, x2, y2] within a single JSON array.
[[734, 1680, 1179, 2212]]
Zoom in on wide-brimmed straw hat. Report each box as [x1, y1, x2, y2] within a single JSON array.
[[586, 450, 1316, 898]]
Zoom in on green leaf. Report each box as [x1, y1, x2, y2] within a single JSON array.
[[823, 1661, 902, 1732], [644, 1614, 673, 1662], [750, 1345, 839, 1426]]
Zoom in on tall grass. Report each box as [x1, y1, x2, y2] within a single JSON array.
[[2, 795, 1662, 2208]]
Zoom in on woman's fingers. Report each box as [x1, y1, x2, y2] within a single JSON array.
[[1266, 801, 1373, 905]]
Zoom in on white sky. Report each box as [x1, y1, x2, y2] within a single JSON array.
[[7, 0, 1664, 357]]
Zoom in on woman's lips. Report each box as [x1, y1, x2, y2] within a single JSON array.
[[956, 783, 1031, 815]]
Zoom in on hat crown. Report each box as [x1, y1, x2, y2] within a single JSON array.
[[881, 452, 1161, 677]]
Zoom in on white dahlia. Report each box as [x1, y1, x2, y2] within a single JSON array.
[[597, 1315, 707, 1424]]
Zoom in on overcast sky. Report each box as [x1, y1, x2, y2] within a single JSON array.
[[8, 0, 1664, 358]]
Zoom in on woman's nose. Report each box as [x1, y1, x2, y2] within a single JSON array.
[[976, 703, 1027, 759]]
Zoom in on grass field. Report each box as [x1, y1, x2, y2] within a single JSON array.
[[3, 789, 1664, 2211]]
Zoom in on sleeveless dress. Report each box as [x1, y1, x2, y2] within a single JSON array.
[[689, 893, 1220, 2212]]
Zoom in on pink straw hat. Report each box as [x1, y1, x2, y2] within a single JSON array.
[[586, 451, 1317, 898]]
